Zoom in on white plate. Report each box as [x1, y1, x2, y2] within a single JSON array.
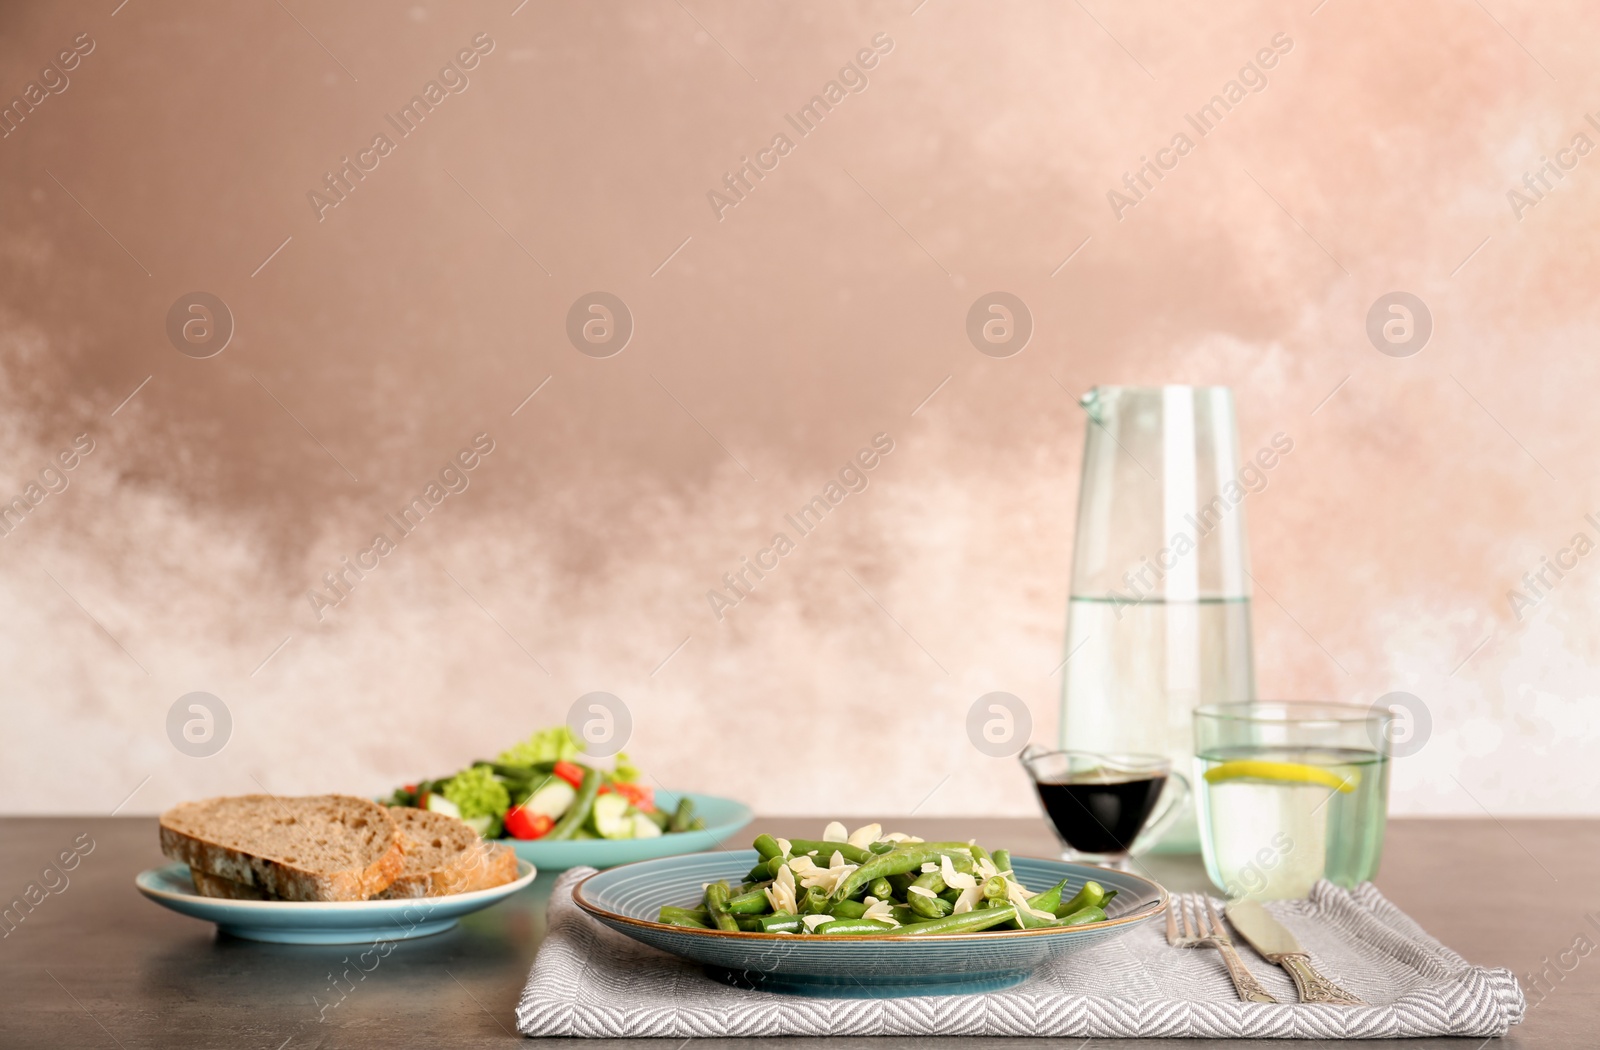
[[135, 860, 536, 944]]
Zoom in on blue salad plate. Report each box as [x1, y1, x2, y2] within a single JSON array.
[[573, 849, 1167, 997], [501, 790, 752, 871], [135, 859, 536, 944]]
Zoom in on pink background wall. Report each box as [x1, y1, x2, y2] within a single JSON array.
[[2, 0, 1594, 816]]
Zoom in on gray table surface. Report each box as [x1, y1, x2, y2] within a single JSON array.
[[1, 815, 1592, 1048]]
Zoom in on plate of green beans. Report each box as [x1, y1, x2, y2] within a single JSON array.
[[572, 822, 1168, 998]]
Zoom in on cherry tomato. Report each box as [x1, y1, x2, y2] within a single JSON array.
[[552, 761, 587, 789], [504, 806, 555, 840]]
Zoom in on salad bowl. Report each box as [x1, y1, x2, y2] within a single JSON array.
[[573, 849, 1167, 997]]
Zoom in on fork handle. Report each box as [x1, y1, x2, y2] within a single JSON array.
[[1214, 940, 1277, 1003], [1279, 954, 1364, 1005]]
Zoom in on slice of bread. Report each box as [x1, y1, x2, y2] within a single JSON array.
[[181, 804, 520, 902], [160, 794, 403, 902], [375, 807, 518, 899]]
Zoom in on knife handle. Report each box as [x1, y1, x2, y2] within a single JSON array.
[[1280, 954, 1364, 1005]]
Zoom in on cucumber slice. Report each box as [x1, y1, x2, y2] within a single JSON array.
[[423, 793, 462, 819], [631, 811, 663, 839], [462, 814, 493, 836], [590, 793, 634, 840], [521, 778, 577, 819]]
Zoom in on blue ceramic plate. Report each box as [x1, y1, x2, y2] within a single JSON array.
[[574, 850, 1167, 998], [135, 859, 536, 944], [501, 791, 752, 871]]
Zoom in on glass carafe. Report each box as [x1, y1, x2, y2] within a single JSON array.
[[1059, 386, 1256, 852]]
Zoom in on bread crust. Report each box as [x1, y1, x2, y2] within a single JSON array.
[[160, 795, 404, 902]]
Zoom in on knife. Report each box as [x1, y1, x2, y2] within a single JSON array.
[[1224, 899, 1364, 1005]]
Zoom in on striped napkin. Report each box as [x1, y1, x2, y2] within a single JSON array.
[[516, 868, 1524, 1039]]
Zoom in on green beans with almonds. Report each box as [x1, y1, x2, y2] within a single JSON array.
[[673, 825, 1119, 937], [834, 843, 974, 900]]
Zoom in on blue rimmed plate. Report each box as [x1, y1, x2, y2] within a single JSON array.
[[501, 791, 752, 871], [573, 849, 1167, 998], [135, 859, 536, 944]]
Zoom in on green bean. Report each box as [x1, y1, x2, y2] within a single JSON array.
[[744, 862, 772, 882], [547, 766, 601, 840], [819, 921, 896, 934], [753, 912, 801, 933], [1056, 880, 1107, 918], [886, 904, 1017, 936], [1007, 878, 1069, 930], [786, 839, 872, 864], [992, 849, 1012, 874], [890, 903, 917, 925], [834, 843, 974, 900], [800, 887, 832, 915], [887, 872, 915, 895], [868, 840, 896, 855], [1029, 878, 1068, 914], [815, 918, 895, 934], [658, 905, 709, 928], [982, 875, 1009, 902], [906, 871, 947, 918], [828, 899, 870, 920], [481, 760, 558, 779], [752, 833, 784, 860], [668, 797, 697, 833], [724, 887, 772, 914], [968, 843, 993, 867], [1058, 904, 1107, 927], [868, 877, 894, 900], [703, 881, 740, 932]]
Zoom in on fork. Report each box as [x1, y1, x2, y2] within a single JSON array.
[[1165, 893, 1277, 1003]]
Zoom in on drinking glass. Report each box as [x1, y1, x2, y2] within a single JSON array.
[[1193, 702, 1392, 900], [1019, 744, 1191, 869], [1058, 386, 1257, 853]]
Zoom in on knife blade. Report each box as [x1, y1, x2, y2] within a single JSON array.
[[1224, 899, 1365, 1005]]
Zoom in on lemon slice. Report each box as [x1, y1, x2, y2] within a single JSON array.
[[1204, 759, 1358, 793]]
